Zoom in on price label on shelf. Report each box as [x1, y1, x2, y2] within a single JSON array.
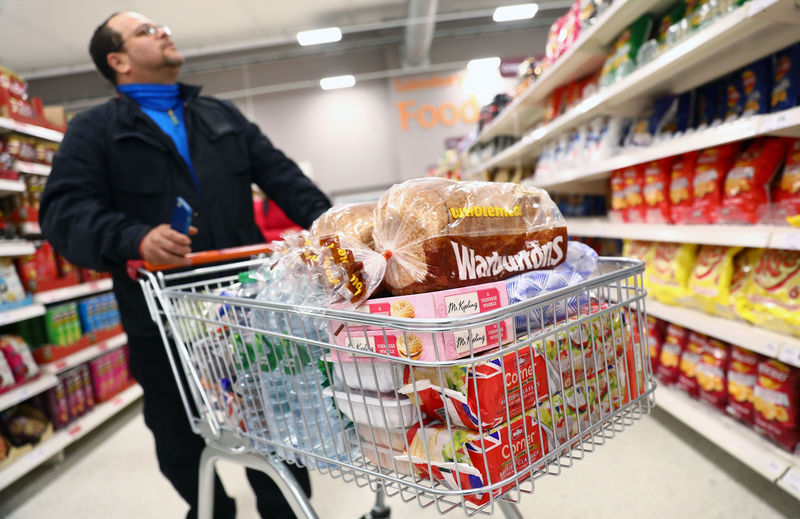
[[748, 0, 780, 16], [778, 345, 800, 368], [55, 360, 69, 371], [760, 112, 789, 134], [68, 424, 83, 437], [766, 460, 785, 479], [779, 468, 800, 498], [763, 342, 780, 357]]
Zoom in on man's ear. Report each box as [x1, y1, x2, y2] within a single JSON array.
[[107, 52, 130, 77]]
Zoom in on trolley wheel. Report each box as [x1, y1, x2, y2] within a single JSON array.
[[359, 508, 390, 519]]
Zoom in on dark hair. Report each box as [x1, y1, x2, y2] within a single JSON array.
[[89, 13, 122, 85]]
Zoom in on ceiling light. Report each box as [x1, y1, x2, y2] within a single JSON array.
[[467, 57, 501, 72], [320, 74, 356, 90], [297, 27, 342, 46], [493, 3, 539, 22]]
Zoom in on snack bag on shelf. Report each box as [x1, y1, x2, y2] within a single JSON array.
[[668, 151, 699, 223], [727, 248, 763, 321], [373, 179, 568, 296], [623, 165, 646, 223], [648, 242, 698, 305], [694, 82, 722, 129], [599, 15, 653, 87], [696, 338, 729, 411], [656, 323, 689, 384], [0, 352, 14, 392], [718, 138, 790, 224], [311, 202, 377, 250], [646, 316, 665, 374], [739, 248, 800, 337], [753, 359, 800, 453], [677, 332, 707, 397], [403, 407, 553, 506], [687, 0, 716, 30], [609, 168, 628, 222], [0, 257, 27, 308], [626, 96, 678, 148], [658, 91, 695, 140], [741, 57, 773, 117], [723, 73, 744, 122], [686, 245, 742, 315], [643, 158, 674, 223], [688, 143, 740, 223], [771, 42, 800, 113], [726, 345, 761, 425], [544, 86, 567, 122], [771, 138, 800, 224], [0, 335, 39, 383]]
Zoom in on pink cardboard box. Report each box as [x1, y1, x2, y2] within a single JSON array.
[[330, 280, 513, 361]]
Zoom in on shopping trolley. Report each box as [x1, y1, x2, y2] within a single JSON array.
[[134, 245, 655, 519]]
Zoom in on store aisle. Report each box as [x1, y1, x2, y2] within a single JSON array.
[[0, 400, 797, 519]]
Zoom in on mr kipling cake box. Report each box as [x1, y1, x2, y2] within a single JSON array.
[[329, 279, 513, 361]]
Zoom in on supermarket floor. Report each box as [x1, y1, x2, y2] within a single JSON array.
[[1, 399, 798, 519]]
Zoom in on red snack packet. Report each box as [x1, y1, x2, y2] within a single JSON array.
[[726, 346, 761, 425], [677, 332, 706, 398], [646, 316, 664, 374], [718, 138, 790, 224], [669, 151, 699, 223], [609, 169, 628, 222], [688, 144, 740, 223], [623, 164, 646, 223], [696, 338, 729, 411], [656, 323, 688, 384], [772, 138, 800, 222], [754, 359, 800, 453], [643, 157, 674, 223]]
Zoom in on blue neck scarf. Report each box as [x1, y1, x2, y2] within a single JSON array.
[[117, 83, 200, 192]]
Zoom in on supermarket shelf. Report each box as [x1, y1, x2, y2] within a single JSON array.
[[13, 161, 51, 176], [778, 467, 800, 501], [567, 218, 800, 250], [656, 384, 800, 489], [20, 222, 41, 236], [0, 375, 59, 413], [0, 117, 63, 143], [470, 0, 800, 173], [0, 240, 35, 257], [0, 383, 142, 492], [0, 179, 25, 197], [646, 298, 800, 365], [0, 304, 46, 327], [39, 333, 127, 375], [469, 0, 677, 148], [33, 278, 113, 305]]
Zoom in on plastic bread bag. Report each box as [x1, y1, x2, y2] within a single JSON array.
[[372, 178, 568, 296], [718, 138, 789, 224], [648, 242, 698, 305], [310, 201, 377, 250], [685, 245, 742, 315], [398, 342, 561, 430], [506, 242, 599, 333], [754, 359, 800, 453], [402, 407, 554, 506], [738, 248, 800, 337]]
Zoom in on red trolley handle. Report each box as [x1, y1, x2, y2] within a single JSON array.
[[127, 244, 272, 279]]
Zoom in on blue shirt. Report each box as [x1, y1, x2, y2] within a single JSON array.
[[117, 83, 200, 191]]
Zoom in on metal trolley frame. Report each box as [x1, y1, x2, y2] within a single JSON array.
[[137, 251, 655, 519]]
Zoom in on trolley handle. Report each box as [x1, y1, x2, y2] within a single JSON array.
[[126, 243, 273, 279]]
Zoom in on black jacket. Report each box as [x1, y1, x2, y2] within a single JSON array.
[[40, 83, 331, 339]]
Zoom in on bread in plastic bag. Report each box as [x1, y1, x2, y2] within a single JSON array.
[[311, 202, 377, 250], [372, 178, 568, 295]]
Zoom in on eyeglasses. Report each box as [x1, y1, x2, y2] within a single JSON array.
[[114, 24, 172, 51]]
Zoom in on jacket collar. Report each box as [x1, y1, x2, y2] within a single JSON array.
[[116, 82, 202, 128]]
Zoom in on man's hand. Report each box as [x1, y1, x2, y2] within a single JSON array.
[[140, 224, 199, 266]]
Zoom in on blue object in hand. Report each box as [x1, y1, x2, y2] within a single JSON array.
[[171, 196, 192, 235]]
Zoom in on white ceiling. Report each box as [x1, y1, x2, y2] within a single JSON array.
[[0, 0, 568, 79]]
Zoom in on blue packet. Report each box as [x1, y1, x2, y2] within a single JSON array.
[[772, 42, 800, 112], [741, 56, 773, 117], [695, 82, 719, 127], [723, 72, 744, 122]]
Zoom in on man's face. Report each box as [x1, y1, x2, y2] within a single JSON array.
[[108, 12, 184, 83]]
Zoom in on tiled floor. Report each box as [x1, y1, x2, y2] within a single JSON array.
[[0, 400, 798, 518]]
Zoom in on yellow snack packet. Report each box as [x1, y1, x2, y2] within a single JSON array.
[[728, 248, 763, 322], [622, 240, 656, 289], [741, 248, 800, 337], [648, 242, 698, 305], [686, 245, 742, 315]]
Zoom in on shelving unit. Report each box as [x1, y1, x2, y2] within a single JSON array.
[[13, 161, 51, 176], [0, 241, 35, 257], [468, 0, 800, 177], [38, 333, 127, 375], [656, 385, 800, 499], [0, 304, 46, 327], [0, 117, 63, 143], [0, 384, 143, 492], [567, 218, 800, 250], [33, 278, 113, 305], [19, 222, 41, 236], [0, 375, 59, 413], [0, 179, 25, 197]]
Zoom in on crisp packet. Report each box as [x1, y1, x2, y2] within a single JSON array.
[[646, 316, 665, 374], [718, 138, 789, 224], [772, 138, 800, 223], [669, 151, 699, 224], [726, 346, 761, 425], [771, 42, 800, 112], [697, 338, 730, 411], [648, 242, 698, 305], [623, 165, 646, 223], [677, 332, 706, 398], [741, 57, 773, 117], [609, 169, 628, 222], [656, 323, 688, 384], [403, 407, 554, 506], [689, 143, 740, 224], [643, 157, 674, 223], [739, 248, 800, 337], [727, 248, 763, 321], [754, 359, 800, 453], [686, 245, 742, 315]]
